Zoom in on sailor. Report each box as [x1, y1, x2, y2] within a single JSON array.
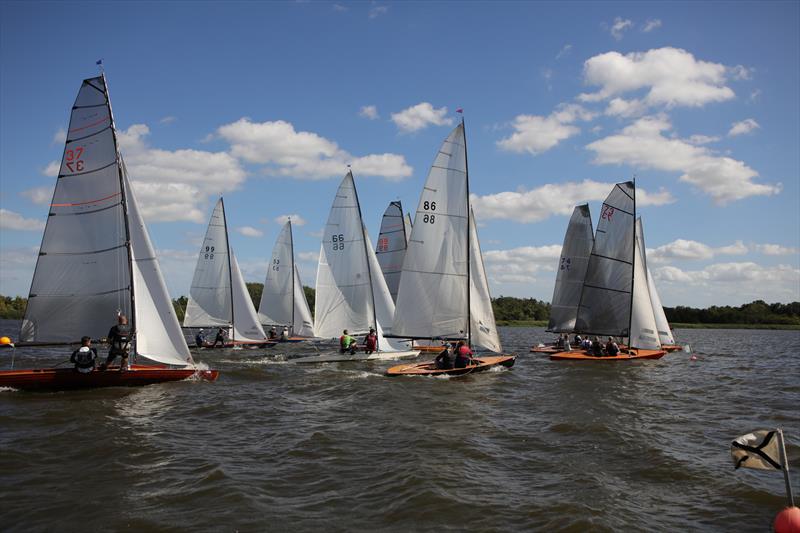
[[268, 326, 278, 340], [211, 328, 227, 348], [606, 337, 620, 357], [364, 328, 378, 354], [454, 340, 474, 368], [591, 337, 604, 357], [70, 336, 97, 374], [434, 345, 453, 370], [339, 329, 357, 355], [280, 327, 289, 342], [195, 329, 205, 348], [100, 315, 132, 371]]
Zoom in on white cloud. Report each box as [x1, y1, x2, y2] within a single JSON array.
[[755, 244, 798, 256], [642, 19, 662, 32], [497, 103, 596, 155], [332, 3, 348, 11], [52, 128, 67, 145], [686, 134, 720, 145], [298, 251, 319, 263], [359, 105, 379, 120], [390, 102, 454, 133], [749, 89, 762, 102], [609, 17, 633, 40], [369, 4, 388, 18], [275, 214, 307, 226], [586, 115, 780, 204], [483, 245, 562, 284], [580, 47, 735, 109], [605, 97, 647, 118], [716, 240, 749, 255], [43, 160, 60, 177], [730, 65, 752, 80], [217, 118, 412, 180], [20, 186, 53, 205], [0, 209, 45, 231], [236, 226, 263, 238], [728, 118, 760, 137], [555, 44, 572, 60], [647, 239, 748, 263], [470, 179, 674, 223], [117, 123, 248, 223], [0, 246, 38, 296], [308, 229, 324, 238], [159, 116, 177, 125]]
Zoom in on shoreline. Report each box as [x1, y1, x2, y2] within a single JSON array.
[[496, 320, 800, 330]]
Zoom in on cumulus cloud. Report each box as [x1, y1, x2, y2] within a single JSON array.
[[580, 47, 735, 110], [555, 44, 572, 60], [217, 118, 412, 180], [20, 186, 53, 205], [159, 116, 177, 125], [359, 105, 379, 120], [647, 239, 748, 263], [275, 214, 307, 226], [609, 17, 633, 40], [236, 226, 263, 238], [728, 118, 760, 137], [298, 251, 320, 263], [497, 104, 596, 155], [43, 160, 60, 177], [117, 124, 247, 223], [470, 179, 674, 223], [482, 245, 562, 284], [52, 128, 67, 145], [0, 209, 45, 231], [0, 246, 38, 296], [686, 134, 720, 145], [390, 102, 454, 133], [730, 65, 752, 81], [586, 115, 780, 204], [604, 97, 647, 118], [642, 19, 662, 32], [755, 244, 798, 256]]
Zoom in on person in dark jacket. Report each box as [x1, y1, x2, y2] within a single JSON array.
[[70, 336, 97, 374], [100, 315, 132, 371]]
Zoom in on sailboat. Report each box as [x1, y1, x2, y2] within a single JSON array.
[[0, 74, 218, 390], [386, 121, 514, 376], [184, 198, 270, 348], [551, 181, 666, 361], [375, 200, 412, 303], [636, 218, 681, 352], [532, 204, 595, 354], [293, 171, 419, 363], [257, 219, 315, 341]]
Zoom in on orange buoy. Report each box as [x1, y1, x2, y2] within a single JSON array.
[[0, 336, 12, 346], [775, 507, 800, 533]]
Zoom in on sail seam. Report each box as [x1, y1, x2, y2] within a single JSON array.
[[59, 160, 117, 178], [430, 165, 466, 174], [73, 103, 107, 110], [402, 268, 467, 277], [583, 284, 632, 295], [30, 286, 129, 298], [67, 124, 113, 143], [602, 203, 634, 217], [50, 202, 121, 216], [590, 252, 633, 265], [41, 244, 126, 256]]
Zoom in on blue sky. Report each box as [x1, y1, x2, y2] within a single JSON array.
[[1, 1, 798, 307]]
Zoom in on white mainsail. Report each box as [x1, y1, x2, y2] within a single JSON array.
[[548, 204, 594, 333], [630, 222, 661, 350], [636, 218, 675, 345], [469, 208, 502, 352], [257, 220, 315, 337], [375, 201, 411, 303], [184, 198, 266, 342], [575, 181, 635, 338], [392, 122, 501, 352], [20, 75, 192, 366]]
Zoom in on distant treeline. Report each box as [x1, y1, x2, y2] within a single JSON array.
[[1, 293, 798, 327]]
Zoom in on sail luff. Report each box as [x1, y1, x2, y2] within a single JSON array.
[[289, 219, 296, 333], [463, 117, 472, 347], [628, 179, 637, 347], [220, 198, 235, 342]]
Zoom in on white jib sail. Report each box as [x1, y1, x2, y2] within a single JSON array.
[[375, 201, 409, 303], [184, 199, 232, 329], [635, 218, 674, 345], [630, 222, 661, 350], [314, 171, 375, 339], [21, 75, 131, 343], [548, 204, 594, 333], [124, 168, 193, 366], [291, 264, 315, 338], [229, 251, 267, 342], [469, 208, 502, 352], [393, 123, 469, 340]]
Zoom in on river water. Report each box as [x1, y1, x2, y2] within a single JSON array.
[[1, 319, 798, 532]]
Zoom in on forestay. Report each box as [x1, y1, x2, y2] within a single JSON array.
[[258, 221, 315, 337], [393, 124, 470, 340], [548, 204, 594, 333], [636, 218, 675, 345], [575, 181, 635, 337], [375, 201, 410, 303], [469, 208, 502, 352]]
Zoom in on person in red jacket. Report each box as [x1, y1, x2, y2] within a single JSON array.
[[454, 340, 474, 368], [364, 328, 378, 354]]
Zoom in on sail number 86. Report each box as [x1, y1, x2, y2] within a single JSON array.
[[332, 234, 345, 251], [423, 201, 436, 224]]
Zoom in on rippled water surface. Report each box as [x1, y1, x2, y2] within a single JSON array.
[[1, 320, 798, 532]]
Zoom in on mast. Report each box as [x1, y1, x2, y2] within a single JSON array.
[[351, 171, 379, 345], [289, 218, 296, 336], [462, 116, 472, 347], [627, 177, 637, 349], [220, 197, 235, 343], [105, 72, 137, 355]]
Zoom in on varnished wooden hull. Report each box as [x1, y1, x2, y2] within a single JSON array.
[[386, 355, 516, 376], [549, 349, 666, 361], [0, 364, 219, 392]]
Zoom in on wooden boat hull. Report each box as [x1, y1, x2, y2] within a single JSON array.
[[530, 345, 560, 354], [413, 343, 450, 353], [292, 350, 420, 364], [549, 349, 666, 361], [0, 364, 219, 392], [661, 344, 682, 352], [386, 355, 516, 376], [196, 340, 276, 349]]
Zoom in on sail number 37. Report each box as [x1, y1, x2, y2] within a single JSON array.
[[64, 147, 85, 173], [423, 201, 436, 224]]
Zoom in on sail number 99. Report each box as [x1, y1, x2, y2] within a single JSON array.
[[332, 234, 345, 251], [204, 245, 215, 260], [423, 201, 436, 224]]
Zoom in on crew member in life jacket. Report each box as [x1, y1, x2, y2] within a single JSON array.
[[364, 328, 378, 354], [339, 329, 357, 355], [100, 315, 132, 371], [454, 340, 475, 368], [70, 336, 97, 374]]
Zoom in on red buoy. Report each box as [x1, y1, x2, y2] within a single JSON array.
[[775, 507, 800, 533]]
